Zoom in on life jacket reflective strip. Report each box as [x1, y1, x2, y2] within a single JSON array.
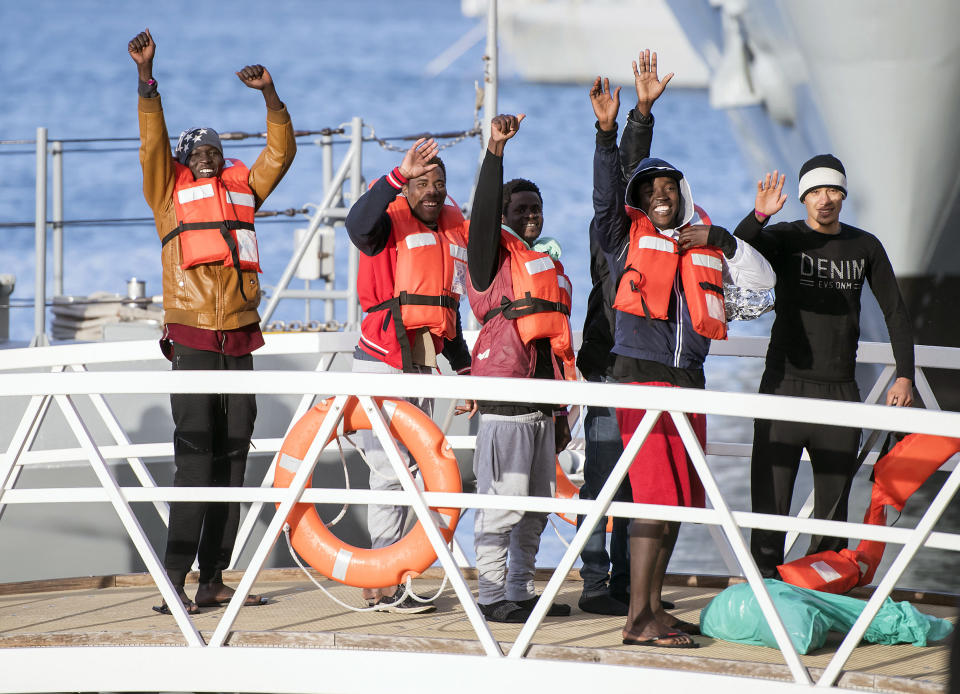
[[778, 433, 960, 593], [480, 227, 576, 380], [364, 196, 467, 372], [166, 159, 259, 298], [613, 204, 726, 340]]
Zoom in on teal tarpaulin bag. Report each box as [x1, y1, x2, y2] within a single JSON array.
[[700, 579, 953, 654]]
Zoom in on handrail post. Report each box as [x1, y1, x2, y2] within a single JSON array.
[[346, 116, 362, 329], [51, 140, 64, 298], [481, 0, 498, 145], [32, 127, 49, 347], [321, 132, 335, 322], [259, 135, 357, 327]]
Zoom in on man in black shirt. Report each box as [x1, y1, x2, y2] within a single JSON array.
[[736, 155, 915, 578]]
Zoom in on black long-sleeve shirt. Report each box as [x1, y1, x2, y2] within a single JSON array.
[[734, 213, 914, 382]]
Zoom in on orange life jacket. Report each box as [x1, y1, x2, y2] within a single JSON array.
[[363, 197, 468, 371], [480, 227, 576, 380], [613, 205, 727, 340], [778, 433, 960, 593], [166, 159, 260, 276]]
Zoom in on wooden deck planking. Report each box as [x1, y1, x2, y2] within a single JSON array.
[[0, 570, 953, 693]]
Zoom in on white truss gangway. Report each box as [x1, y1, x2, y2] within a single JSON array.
[[1, 334, 959, 693]]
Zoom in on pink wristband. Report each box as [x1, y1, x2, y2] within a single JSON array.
[[754, 209, 769, 221]]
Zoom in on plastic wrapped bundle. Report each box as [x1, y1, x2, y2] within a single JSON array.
[[701, 579, 953, 654], [724, 285, 775, 321]]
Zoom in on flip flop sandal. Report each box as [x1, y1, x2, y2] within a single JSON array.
[[195, 593, 266, 608], [152, 599, 199, 615], [622, 631, 699, 649]]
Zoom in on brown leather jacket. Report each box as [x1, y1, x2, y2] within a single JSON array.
[[138, 95, 296, 329]]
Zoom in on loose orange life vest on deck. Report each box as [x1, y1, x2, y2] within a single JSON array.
[[166, 159, 261, 273], [480, 227, 576, 380], [777, 433, 960, 593], [613, 205, 727, 340]]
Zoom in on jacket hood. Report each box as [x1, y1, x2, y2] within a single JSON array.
[[625, 157, 695, 230]]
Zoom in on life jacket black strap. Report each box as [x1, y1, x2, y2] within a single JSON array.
[[482, 292, 569, 324], [365, 293, 456, 374], [395, 291, 458, 311], [160, 219, 256, 247], [699, 281, 724, 296], [162, 219, 256, 300]]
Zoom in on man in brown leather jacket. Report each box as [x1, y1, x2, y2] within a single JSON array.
[[129, 28, 296, 614]]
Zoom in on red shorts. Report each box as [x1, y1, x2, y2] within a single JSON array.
[[615, 382, 706, 508]]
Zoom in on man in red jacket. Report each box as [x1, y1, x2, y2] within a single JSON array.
[[344, 139, 473, 613]]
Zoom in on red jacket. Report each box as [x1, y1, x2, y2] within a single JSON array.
[[356, 193, 469, 371]]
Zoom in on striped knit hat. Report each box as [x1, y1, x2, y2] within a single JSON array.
[[799, 154, 846, 201]]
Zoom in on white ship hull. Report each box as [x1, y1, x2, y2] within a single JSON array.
[[462, 0, 710, 87]]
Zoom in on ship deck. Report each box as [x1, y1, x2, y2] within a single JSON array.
[[1, 569, 954, 693]]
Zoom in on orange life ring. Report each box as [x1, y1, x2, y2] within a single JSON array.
[[274, 396, 462, 589], [554, 460, 614, 533]]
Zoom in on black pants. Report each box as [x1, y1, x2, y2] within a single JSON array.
[[750, 373, 861, 578], [577, 403, 632, 598], [163, 343, 257, 587]]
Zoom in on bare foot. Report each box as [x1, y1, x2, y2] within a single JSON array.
[[654, 607, 701, 635]]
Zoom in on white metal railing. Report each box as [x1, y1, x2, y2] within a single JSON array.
[[1, 335, 959, 693]]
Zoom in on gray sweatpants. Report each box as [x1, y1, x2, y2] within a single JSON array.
[[351, 358, 433, 551], [473, 411, 556, 604]]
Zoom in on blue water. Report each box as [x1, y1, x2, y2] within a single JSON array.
[[0, 0, 757, 344]]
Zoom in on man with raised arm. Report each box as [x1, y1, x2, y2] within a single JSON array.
[[466, 113, 574, 623], [577, 50, 666, 617], [344, 138, 472, 614], [739, 159, 915, 579], [591, 61, 776, 647], [128, 29, 296, 615]]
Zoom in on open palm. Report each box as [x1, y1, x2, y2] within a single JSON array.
[[755, 170, 787, 217], [590, 76, 621, 130], [633, 49, 674, 107]]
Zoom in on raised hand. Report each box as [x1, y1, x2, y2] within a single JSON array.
[[488, 113, 526, 155], [128, 28, 155, 81], [398, 138, 441, 179], [589, 76, 621, 132], [633, 49, 674, 116], [754, 170, 787, 221], [236, 64, 282, 110], [236, 64, 273, 90], [491, 113, 525, 142]]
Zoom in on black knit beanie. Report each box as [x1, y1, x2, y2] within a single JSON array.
[[799, 154, 846, 201]]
